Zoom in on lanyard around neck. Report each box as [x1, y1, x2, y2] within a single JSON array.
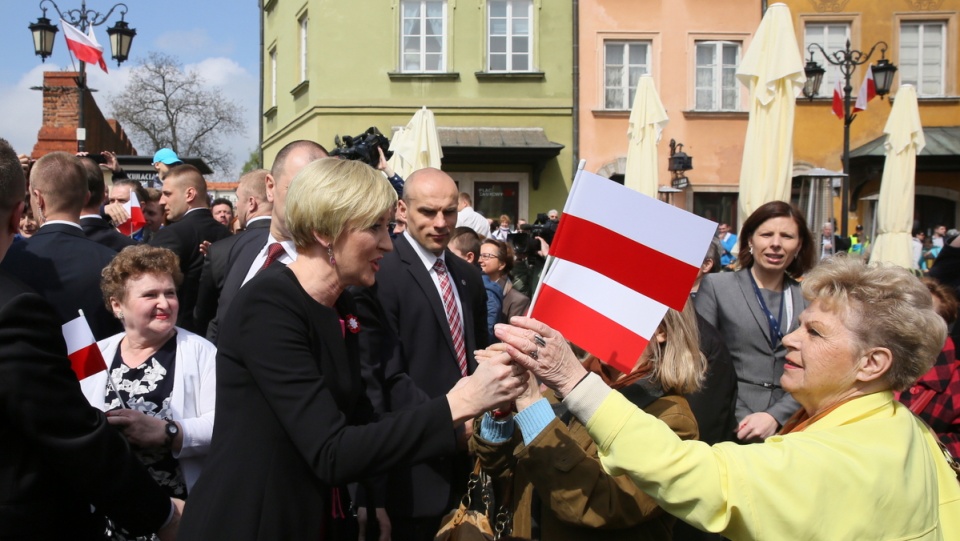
[[747, 270, 788, 349]]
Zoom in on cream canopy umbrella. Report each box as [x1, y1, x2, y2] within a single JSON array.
[[735, 2, 806, 232], [869, 85, 925, 269], [387, 106, 444, 179], [624, 74, 669, 197]]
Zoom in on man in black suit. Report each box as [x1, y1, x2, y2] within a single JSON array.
[[150, 164, 231, 333], [194, 169, 273, 342], [0, 151, 122, 340], [354, 167, 489, 540], [78, 157, 137, 252], [0, 138, 181, 539]]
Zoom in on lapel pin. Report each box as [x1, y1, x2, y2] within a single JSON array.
[[461, 279, 466, 286]]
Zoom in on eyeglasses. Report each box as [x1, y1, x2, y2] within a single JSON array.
[[479, 253, 500, 260]]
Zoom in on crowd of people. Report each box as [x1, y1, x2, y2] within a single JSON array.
[[1, 135, 958, 541]]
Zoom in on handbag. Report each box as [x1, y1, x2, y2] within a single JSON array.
[[435, 459, 495, 541]]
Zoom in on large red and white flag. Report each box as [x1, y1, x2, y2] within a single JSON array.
[[62, 313, 107, 381], [530, 170, 717, 373], [831, 76, 845, 119], [854, 65, 876, 113], [118, 191, 146, 236], [61, 19, 108, 73]]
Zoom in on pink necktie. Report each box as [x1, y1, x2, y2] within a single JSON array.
[[434, 259, 468, 377], [259, 243, 286, 273]]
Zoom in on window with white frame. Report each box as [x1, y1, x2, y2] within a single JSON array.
[[900, 21, 946, 97], [269, 48, 277, 108], [803, 23, 850, 93], [695, 41, 740, 111], [298, 15, 308, 83], [603, 41, 650, 110], [401, 1, 447, 72], [487, 0, 533, 72]]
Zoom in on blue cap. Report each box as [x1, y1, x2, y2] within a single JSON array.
[[153, 148, 182, 165]]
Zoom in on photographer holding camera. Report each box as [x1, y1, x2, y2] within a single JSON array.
[[508, 212, 554, 298], [330, 127, 404, 199]]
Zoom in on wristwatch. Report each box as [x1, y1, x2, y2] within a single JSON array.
[[163, 419, 179, 448]]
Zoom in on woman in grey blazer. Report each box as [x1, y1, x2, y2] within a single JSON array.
[[695, 201, 816, 442]]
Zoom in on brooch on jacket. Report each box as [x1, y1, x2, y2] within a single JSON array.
[[344, 314, 361, 334]]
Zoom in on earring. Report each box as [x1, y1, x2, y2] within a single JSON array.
[[116, 312, 124, 321], [749, 245, 754, 255], [327, 245, 336, 266]]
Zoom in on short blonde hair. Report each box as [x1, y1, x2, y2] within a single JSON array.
[[286, 158, 397, 249], [648, 300, 707, 395], [801, 256, 945, 391]]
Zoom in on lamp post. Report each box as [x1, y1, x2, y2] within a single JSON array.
[[802, 39, 896, 237], [29, 0, 136, 152]]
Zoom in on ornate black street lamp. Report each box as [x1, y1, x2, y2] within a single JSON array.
[[802, 39, 896, 237], [29, 0, 136, 152]]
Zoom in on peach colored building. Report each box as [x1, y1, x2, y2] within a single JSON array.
[[577, 0, 764, 225]]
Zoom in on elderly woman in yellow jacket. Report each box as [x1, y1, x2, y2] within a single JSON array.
[[473, 302, 705, 540], [494, 257, 960, 540]]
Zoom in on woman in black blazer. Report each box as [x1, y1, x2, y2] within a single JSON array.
[[179, 158, 526, 540]]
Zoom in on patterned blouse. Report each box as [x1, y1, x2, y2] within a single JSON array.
[[105, 334, 187, 498]]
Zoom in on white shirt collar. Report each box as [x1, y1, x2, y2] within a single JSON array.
[[41, 220, 82, 230], [403, 230, 446, 272]]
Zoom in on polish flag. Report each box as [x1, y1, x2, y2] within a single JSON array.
[[117, 191, 146, 236], [61, 19, 108, 73], [62, 313, 107, 381], [530, 170, 717, 373], [831, 77, 845, 119], [854, 66, 876, 113]]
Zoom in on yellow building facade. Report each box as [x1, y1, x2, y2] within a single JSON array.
[[784, 0, 960, 234]]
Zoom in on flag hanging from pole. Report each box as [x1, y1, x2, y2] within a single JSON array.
[[831, 77, 845, 119], [60, 19, 108, 73], [530, 170, 717, 373], [118, 191, 146, 236], [854, 65, 876, 112]]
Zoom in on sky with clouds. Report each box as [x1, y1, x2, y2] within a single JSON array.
[[0, 1, 261, 180]]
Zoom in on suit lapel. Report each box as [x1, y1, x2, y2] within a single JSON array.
[[736, 270, 775, 352], [395, 236, 460, 363]]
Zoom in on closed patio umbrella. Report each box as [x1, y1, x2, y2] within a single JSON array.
[[387, 106, 443, 179], [869, 85, 924, 269], [624, 74, 669, 197], [736, 2, 806, 231]]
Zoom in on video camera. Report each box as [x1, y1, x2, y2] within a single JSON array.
[[329, 127, 393, 168], [507, 213, 556, 258]]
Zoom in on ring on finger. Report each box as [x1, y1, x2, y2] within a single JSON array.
[[529, 348, 539, 360], [533, 334, 547, 348]]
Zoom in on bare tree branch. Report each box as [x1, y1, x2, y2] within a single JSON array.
[[108, 52, 245, 177]]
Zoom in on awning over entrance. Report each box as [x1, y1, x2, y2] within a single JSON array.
[[848, 126, 960, 210], [850, 126, 960, 172], [435, 127, 564, 190]]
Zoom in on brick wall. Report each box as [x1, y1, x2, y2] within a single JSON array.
[[31, 71, 137, 158]]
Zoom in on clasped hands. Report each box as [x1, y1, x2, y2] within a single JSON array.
[[474, 317, 590, 415]]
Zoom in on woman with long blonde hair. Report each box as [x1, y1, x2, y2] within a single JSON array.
[[472, 301, 706, 541]]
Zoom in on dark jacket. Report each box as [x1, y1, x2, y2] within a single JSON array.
[[0, 223, 121, 340], [149, 208, 230, 333], [353, 233, 489, 518], [80, 215, 138, 252], [0, 269, 169, 540], [193, 218, 271, 343], [179, 267, 457, 540]]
